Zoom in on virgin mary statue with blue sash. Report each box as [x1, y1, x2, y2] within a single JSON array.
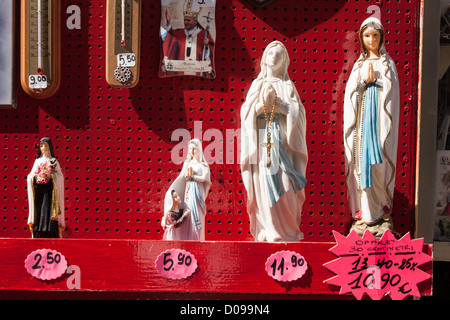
[[241, 41, 308, 242], [344, 18, 400, 237], [162, 139, 211, 240]]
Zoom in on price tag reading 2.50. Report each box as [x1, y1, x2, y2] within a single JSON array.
[[24, 249, 68, 281], [265, 250, 308, 282], [155, 249, 198, 280]]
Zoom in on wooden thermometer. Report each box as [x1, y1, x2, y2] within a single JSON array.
[[20, 0, 61, 99], [106, 0, 141, 88]]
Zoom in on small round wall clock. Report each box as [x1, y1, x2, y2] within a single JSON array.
[[20, 0, 61, 99], [105, 0, 141, 88]]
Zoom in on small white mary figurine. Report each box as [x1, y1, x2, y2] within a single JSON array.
[[240, 41, 308, 242], [343, 17, 400, 237], [162, 138, 211, 240]]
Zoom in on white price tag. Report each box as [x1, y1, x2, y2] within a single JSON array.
[[117, 53, 136, 67], [28, 75, 48, 89]]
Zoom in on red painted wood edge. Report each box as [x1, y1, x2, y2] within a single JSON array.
[[0, 238, 432, 296]]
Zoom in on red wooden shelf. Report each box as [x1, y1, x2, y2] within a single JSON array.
[[0, 238, 432, 297]]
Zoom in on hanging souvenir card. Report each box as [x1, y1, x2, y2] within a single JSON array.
[[20, 0, 61, 99], [105, 0, 141, 88], [434, 150, 450, 241], [159, 0, 216, 78]]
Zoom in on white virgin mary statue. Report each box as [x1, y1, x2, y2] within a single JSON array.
[[240, 41, 308, 242], [344, 17, 400, 237]]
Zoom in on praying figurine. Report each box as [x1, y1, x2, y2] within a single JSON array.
[[27, 137, 65, 238], [162, 139, 211, 240], [162, 190, 196, 240], [343, 17, 400, 237], [240, 41, 308, 242]]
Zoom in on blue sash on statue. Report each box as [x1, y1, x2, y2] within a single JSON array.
[[259, 114, 307, 207], [187, 180, 205, 231], [361, 83, 383, 189]]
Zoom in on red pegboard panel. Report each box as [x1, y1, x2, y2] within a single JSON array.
[[1, 0, 419, 242]]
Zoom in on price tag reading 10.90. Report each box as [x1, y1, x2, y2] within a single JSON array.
[[265, 250, 308, 282], [324, 230, 433, 300]]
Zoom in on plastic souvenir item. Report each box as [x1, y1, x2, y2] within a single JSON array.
[[343, 17, 400, 237], [240, 41, 308, 242], [27, 137, 65, 238], [162, 190, 196, 240], [159, 0, 216, 78], [105, 0, 141, 88], [106, 0, 141, 88], [20, 0, 61, 99], [162, 139, 211, 240]]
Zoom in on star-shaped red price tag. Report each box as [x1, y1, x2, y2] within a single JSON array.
[[324, 230, 432, 300]]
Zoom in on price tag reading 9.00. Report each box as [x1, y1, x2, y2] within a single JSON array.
[[155, 249, 198, 280], [117, 53, 136, 67], [28, 75, 48, 89], [265, 250, 308, 282], [24, 249, 68, 281]]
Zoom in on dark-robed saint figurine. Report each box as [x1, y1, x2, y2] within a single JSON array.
[[27, 137, 65, 238]]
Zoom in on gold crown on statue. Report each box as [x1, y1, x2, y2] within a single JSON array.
[[184, 0, 200, 19]]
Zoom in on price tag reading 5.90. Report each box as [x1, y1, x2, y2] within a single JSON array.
[[155, 249, 198, 280], [265, 250, 308, 282]]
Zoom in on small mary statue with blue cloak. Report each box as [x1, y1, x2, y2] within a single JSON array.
[[344, 17, 400, 237], [162, 138, 211, 240]]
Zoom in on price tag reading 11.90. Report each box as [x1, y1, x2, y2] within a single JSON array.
[[265, 250, 308, 282], [155, 249, 198, 280]]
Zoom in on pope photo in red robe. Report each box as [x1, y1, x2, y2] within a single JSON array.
[[159, 0, 216, 78]]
